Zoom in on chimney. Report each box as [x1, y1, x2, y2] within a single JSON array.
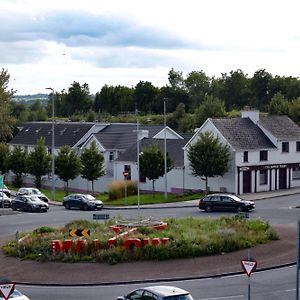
[[241, 107, 259, 124]]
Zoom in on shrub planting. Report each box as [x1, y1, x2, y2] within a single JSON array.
[[108, 180, 137, 200], [2, 217, 278, 264]]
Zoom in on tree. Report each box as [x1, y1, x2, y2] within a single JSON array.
[[80, 141, 105, 194], [26, 137, 51, 189], [0, 143, 10, 176], [187, 131, 230, 193], [134, 81, 159, 113], [61, 82, 92, 116], [8, 146, 27, 187], [289, 96, 300, 125], [55, 146, 81, 194], [268, 93, 289, 115], [0, 68, 16, 141], [194, 95, 226, 127], [139, 144, 173, 197]]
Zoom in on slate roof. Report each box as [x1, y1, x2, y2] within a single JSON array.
[[116, 137, 191, 167], [94, 123, 165, 150], [210, 117, 276, 150], [258, 115, 300, 140], [10, 122, 94, 148]]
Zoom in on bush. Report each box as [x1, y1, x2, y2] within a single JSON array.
[[108, 180, 137, 200]]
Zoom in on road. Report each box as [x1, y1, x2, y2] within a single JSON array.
[[16, 265, 298, 299], [0, 193, 299, 299]]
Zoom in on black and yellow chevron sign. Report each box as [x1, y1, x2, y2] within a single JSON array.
[[69, 228, 90, 237]]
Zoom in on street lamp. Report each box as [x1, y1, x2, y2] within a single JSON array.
[[46, 87, 55, 202], [164, 98, 168, 200]]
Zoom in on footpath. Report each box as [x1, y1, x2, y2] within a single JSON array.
[[0, 188, 299, 285]]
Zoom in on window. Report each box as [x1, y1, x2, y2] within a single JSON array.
[[292, 167, 300, 180], [109, 151, 114, 162], [297, 141, 300, 152], [243, 151, 248, 162], [259, 170, 268, 185], [282, 142, 289, 153], [260, 150, 268, 161]]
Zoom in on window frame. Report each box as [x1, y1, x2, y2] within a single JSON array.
[[282, 141, 289, 153], [259, 169, 268, 185], [243, 151, 248, 162]]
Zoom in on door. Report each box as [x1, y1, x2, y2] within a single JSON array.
[[279, 168, 287, 189], [243, 171, 252, 193]]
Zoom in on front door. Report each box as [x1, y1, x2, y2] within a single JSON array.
[[279, 168, 287, 189], [243, 171, 252, 193]]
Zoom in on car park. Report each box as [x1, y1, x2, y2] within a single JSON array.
[[117, 285, 194, 300], [0, 191, 12, 208], [11, 195, 49, 212], [198, 193, 255, 212], [63, 194, 104, 210], [17, 187, 49, 202]]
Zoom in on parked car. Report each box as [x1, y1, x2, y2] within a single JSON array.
[[63, 194, 104, 210], [17, 187, 49, 202], [0, 289, 30, 300], [117, 285, 194, 300], [0, 191, 12, 208], [2, 184, 11, 198], [11, 195, 49, 212], [198, 193, 255, 212]]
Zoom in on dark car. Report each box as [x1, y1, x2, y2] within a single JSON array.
[[199, 193, 255, 212], [63, 194, 104, 210], [11, 195, 49, 212]]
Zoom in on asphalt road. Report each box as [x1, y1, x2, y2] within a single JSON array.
[[1, 193, 300, 299]]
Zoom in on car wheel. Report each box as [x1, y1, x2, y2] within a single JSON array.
[[27, 206, 32, 212], [82, 204, 89, 211], [65, 203, 70, 210], [205, 205, 212, 212], [237, 206, 243, 213], [11, 204, 17, 211]]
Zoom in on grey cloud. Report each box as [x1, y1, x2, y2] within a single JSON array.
[[0, 11, 197, 50]]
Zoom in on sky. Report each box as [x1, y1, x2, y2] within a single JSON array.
[[1, 0, 300, 95]]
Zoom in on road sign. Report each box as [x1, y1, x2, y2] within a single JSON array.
[[123, 171, 129, 177], [93, 213, 110, 220], [241, 259, 257, 276], [69, 229, 90, 237], [0, 282, 15, 300], [0, 175, 3, 189]]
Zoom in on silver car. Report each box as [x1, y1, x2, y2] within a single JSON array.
[[117, 285, 194, 300], [17, 187, 49, 203]]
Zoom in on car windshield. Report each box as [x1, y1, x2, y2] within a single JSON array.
[[84, 195, 96, 201], [229, 195, 243, 202], [164, 295, 193, 300], [28, 196, 40, 202], [31, 188, 40, 194]]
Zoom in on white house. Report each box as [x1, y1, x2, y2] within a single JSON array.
[[8, 112, 300, 195], [182, 110, 300, 194]]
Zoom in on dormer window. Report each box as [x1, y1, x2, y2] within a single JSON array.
[[109, 152, 114, 162], [282, 142, 289, 153]]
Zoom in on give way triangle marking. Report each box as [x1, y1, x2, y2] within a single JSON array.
[[241, 260, 257, 277], [0, 282, 15, 300]]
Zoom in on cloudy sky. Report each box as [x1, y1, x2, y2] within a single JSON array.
[[1, 0, 300, 95]]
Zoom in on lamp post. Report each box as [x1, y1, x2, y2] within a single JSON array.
[[164, 98, 168, 200], [46, 87, 55, 202], [136, 109, 141, 220]]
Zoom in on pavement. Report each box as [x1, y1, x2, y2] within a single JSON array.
[[0, 188, 299, 286]]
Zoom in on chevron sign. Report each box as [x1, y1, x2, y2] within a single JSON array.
[[69, 229, 90, 237]]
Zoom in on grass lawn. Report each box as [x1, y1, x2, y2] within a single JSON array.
[[38, 188, 204, 206]]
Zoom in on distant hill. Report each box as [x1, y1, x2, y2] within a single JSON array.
[[13, 94, 49, 102]]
